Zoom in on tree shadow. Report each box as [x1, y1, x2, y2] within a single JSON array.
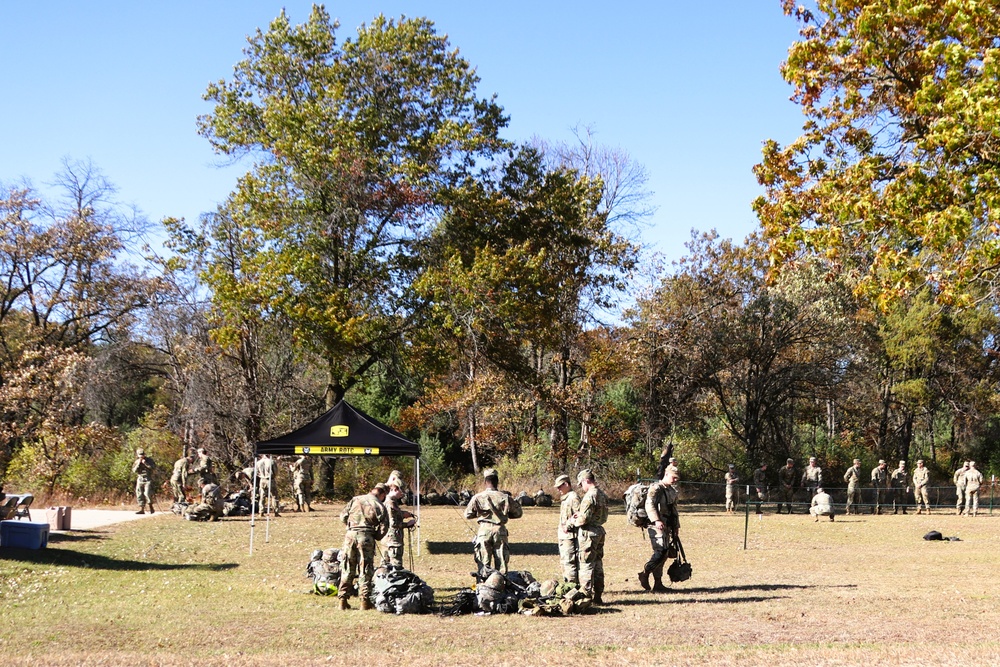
[[48, 531, 108, 544], [615, 594, 790, 605], [0, 546, 239, 572], [425, 541, 559, 556]]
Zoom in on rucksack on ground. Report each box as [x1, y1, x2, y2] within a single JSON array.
[[624, 482, 650, 528]]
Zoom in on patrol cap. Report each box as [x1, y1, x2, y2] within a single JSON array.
[[916, 459, 924, 464], [668, 457, 677, 463], [482, 468, 498, 480], [577, 469, 595, 483], [809, 456, 816, 461], [878, 459, 886, 465], [386, 470, 404, 488], [136, 448, 145, 456], [786, 458, 794, 464], [373, 482, 388, 493], [899, 460, 906, 465], [554, 474, 571, 487], [727, 464, 735, 469], [816, 487, 823, 493], [853, 459, 861, 464]]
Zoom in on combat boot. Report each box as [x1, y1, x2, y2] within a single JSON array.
[[338, 598, 351, 611], [651, 576, 669, 593], [637, 570, 650, 591], [360, 597, 375, 611], [135, 508, 145, 515]]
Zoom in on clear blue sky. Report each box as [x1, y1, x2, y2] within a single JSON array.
[[1, 2, 804, 264]]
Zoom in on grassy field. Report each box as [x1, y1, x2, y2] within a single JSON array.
[[1, 500, 999, 666]]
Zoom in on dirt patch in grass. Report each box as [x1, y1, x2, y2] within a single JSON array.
[[1, 503, 998, 665]]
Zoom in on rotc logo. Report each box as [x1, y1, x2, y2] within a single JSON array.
[[302, 447, 311, 454], [330, 425, 349, 437]]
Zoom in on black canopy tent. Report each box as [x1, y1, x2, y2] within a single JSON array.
[[250, 399, 421, 554]]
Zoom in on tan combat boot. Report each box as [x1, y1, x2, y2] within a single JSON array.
[[338, 598, 351, 611], [360, 597, 375, 611]]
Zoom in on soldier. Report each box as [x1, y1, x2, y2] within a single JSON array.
[[964, 461, 984, 517], [666, 457, 680, 479], [752, 463, 768, 513], [464, 468, 519, 574], [638, 467, 680, 593], [381, 475, 415, 569], [131, 448, 157, 515], [870, 460, 888, 514], [185, 481, 224, 521], [338, 483, 389, 611], [953, 461, 970, 515], [170, 453, 193, 504], [554, 474, 580, 584], [912, 459, 930, 514], [191, 447, 216, 486], [724, 464, 739, 513], [890, 460, 909, 514], [777, 458, 797, 514], [570, 469, 608, 604], [844, 459, 863, 515], [289, 455, 313, 512], [810, 487, 835, 522], [801, 457, 823, 499], [255, 454, 280, 517]]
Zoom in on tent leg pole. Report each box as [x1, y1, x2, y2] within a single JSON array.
[[416, 457, 421, 558]]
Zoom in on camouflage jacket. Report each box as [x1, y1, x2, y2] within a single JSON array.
[[871, 466, 888, 487], [801, 465, 822, 486], [724, 471, 739, 488], [170, 457, 189, 484], [290, 456, 311, 483], [843, 466, 862, 489], [464, 488, 513, 525], [558, 490, 581, 540], [964, 469, 983, 492], [954, 467, 969, 488], [384, 496, 406, 547], [911, 467, 929, 488], [889, 468, 908, 488], [132, 456, 156, 480], [778, 466, 797, 490], [572, 487, 608, 530], [341, 492, 389, 539], [752, 467, 767, 489], [645, 481, 680, 532]]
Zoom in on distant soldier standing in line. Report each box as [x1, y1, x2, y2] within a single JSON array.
[[801, 457, 823, 499], [777, 458, 797, 514], [338, 483, 389, 611], [890, 460, 909, 514], [289, 455, 313, 512], [555, 474, 580, 584], [724, 464, 739, 513], [912, 459, 930, 514], [464, 468, 520, 574], [638, 467, 680, 593], [255, 453, 280, 517], [170, 453, 193, 504], [954, 461, 970, 515], [844, 459, 863, 515], [753, 463, 768, 513], [381, 474, 415, 569], [964, 461, 984, 517], [870, 460, 888, 514], [132, 448, 157, 515], [571, 469, 608, 604]]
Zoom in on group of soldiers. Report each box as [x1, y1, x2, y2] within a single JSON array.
[[735, 456, 988, 516]]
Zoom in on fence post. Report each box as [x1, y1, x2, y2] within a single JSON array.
[[743, 485, 750, 550]]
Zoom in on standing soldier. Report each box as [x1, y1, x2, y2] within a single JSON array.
[[953, 461, 970, 515], [170, 453, 193, 505], [289, 455, 313, 512], [724, 464, 739, 513], [964, 461, 984, 517], [890, 460, 909, 514], [338, 483, 389, 610], [570, 469, 608, 604], [912, 459, 930, 514], [381, 476, 415, 568], [844, 459, 863, 515], [554, 474, 580, 584], [870, 460, 888, 514], [753, 463, 768, 514], [132, 448, 157, 515], [777, 458, 797, 514], [801, 457, 823, 499], [255, 454, 280, 517], [191, 447, 216, 486], [464, 468, 520, 574], [639, 467, 680, 593]]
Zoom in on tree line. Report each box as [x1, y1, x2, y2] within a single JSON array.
[[2, 2, 998, 500]]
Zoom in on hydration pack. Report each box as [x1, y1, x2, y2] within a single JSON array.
[[624, 482, 651, 528]]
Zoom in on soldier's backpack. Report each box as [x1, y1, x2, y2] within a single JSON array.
[[624, 482, 651, 528], [507, 494, 523, 519], [515, 491, 535, 507], [373, 568, 434, 614]]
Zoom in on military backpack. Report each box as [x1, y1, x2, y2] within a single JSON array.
[[624, 482, 651, 528]]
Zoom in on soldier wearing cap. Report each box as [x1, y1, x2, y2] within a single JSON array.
[[570, 469, 608, 603], [170, 453, 193, 504], [752, 463, 768, 513], [132, 448, 157, 514], [289, 455, 313, 512], [963, 461, 984, 517], [639, 466, 680, 593], [801, 457, 822, 500], [464, 468, 517, 574], [953, 461, 970, 515], [889, 460, 909, 514], [191, 447, 216, 486], [724, 465, 739, 513], [843, 459, 863, 515], [912, 459, 930, 514], [554, 474, 580, 584], [777, 458, 797, 514], [382, 472, 415, 569], [338, 483, 389, 610], [870, 459, 888, 514]]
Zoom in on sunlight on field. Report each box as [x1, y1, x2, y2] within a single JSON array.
[[1, 503, 999, 666]]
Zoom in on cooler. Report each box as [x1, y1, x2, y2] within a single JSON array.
[[0, 520, 49, 549]]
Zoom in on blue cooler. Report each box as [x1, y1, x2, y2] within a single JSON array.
[[0, 520, 49, 549]]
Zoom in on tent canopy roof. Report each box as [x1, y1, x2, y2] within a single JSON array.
[[255, 400, 419, 457]]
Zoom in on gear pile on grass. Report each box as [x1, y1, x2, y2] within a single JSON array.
[[442, 568, 592, 616]]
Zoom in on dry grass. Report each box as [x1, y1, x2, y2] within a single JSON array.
[[1, 501, 999, 666]]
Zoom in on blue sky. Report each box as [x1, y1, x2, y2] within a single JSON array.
[[1, 2, 804, 265]]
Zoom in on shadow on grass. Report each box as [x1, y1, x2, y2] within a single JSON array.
[[48, 531, 108, 543], [615, 594, 790, 605], [0, 546, 239, 572], [425, 541, 559, 556]]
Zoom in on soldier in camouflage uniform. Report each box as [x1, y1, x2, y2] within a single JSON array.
[[912, 459, 930, 514], [381, 476, 415, 569], [777, 458, 797, 514], [570, 469, 608, 604], [289, 455, 313, 512], [255, 454, 280, 517], [752, 463, 768, 513], [191, 447, 216, 486], [554, 474, 580, 584], [889, 460, 909, 514], [724, 464, 739, 513], [639, 467, 680, 593], [464, 468, 518, 574], [801, 457, 822, 499], [964, 461, 984, 517], [953, 461, 970, 515], [132, 448, 157, 514], [338, 483, 389, 610], [870, 460, 888, 514], [843, 459, 862, 514], [170, 454, 193, 504]]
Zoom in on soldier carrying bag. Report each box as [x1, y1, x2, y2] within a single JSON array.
[[667, 535, 692, 583]]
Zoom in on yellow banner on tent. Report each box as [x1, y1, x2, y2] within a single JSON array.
[[294, 446, 380, 455]]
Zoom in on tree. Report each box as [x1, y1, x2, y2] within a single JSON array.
[[754, 0, 1000, 308]]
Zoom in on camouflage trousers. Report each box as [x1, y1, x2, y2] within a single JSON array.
[[381, 540, 404, 569], [293, 476, 311, 509], [872, 488, 886, 513], [778, 486, 795, 513], [956, 486, 966, 513], [965, 488, 980, 515], [558, 536, 579, 584], [135, 476, 152, 508], [170, 479, 186, 503], [891, 487, 907, 513], [845, 486, 861, 514], [257, 478, 279, 514], [475, 523, 510, 574], [577, 526, 605, 600], [642, 525, 674, 582], [339, 529, 377, 600], [913, 485, 929, 512], [725, 486, 736, 511]]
